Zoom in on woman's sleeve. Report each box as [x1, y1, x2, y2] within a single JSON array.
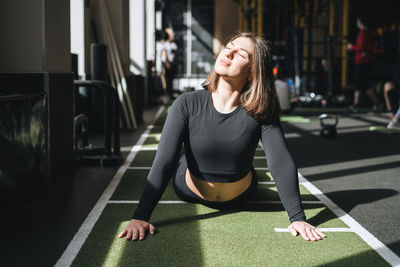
[[132, 95, 188, 221], [260, 122, 306, 223]]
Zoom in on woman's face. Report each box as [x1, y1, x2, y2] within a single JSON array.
[[214, 37, 253, 83]]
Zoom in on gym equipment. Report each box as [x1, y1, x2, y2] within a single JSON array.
[[319, 113, 338, 138], [74, 80, 121, 166]]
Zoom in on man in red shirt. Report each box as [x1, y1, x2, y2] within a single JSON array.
[[348, 15, 380, 112]]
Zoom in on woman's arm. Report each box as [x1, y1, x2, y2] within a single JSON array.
[[261, 122, 305, 223], [261, 122, 326, 241], [120, 95, 188, 240], [134, 96, 188, 220]]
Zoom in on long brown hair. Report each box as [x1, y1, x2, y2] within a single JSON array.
[[202, 32, 280, 123]]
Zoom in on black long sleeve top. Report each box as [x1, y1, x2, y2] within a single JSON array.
[[133, 89, 305, 223]]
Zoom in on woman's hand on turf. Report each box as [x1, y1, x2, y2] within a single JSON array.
[[118, 219, 155, 241], [288, 221, 326, 241]]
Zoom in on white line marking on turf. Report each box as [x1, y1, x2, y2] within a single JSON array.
[[127, 168, 271, 173], [258, 181, 308, 185], [254, 156, 266, 159], [298, 172, 400, 266], [55, 106, 166, 267], [109, 200, 187, 204], [275, 228, 354, 232], [126, 168, 271, 173], [131, 145, 158, 151], [247, 200, 322, 204], [107, 200, 323, 205]]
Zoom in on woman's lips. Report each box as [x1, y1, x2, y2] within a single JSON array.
[[219, 59, 231, 67]]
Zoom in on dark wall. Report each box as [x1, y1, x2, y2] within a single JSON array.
[[0, 73, 74, 217]]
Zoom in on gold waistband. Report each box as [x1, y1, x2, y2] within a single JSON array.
[[185, 169, 253, 202]]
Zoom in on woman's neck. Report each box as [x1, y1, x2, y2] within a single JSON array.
[[212, 77, 244, 113]]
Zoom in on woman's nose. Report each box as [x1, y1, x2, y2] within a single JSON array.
[[225, 50, 234, 59]]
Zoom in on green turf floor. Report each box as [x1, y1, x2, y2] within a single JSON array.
[[369, 126, 400, 134], [72, 203, 387, 267], [280, 115, 311, 123], [70, 107, 390, 267]]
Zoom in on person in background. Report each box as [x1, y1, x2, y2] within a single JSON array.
[[275, 68, 291, 113], [347, 14, 380, 112], [387, 107, 400, 130], [160, 27, 178, 98], [275, 68, 300, 113]]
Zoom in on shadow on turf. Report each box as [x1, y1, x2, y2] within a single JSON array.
[[304, 161, 400, 182], [284, 126, 400, 169], [308, 189, 397, 227], [316, 249, 391, 267], [325, 189, 398, 213], [153, 203, 332, 228], [388, 240, 400, 259]]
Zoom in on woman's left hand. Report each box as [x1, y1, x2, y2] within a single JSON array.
[[288, 221, 326, 241]]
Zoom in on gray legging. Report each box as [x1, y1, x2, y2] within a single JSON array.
[[172, 151, 258, 210]]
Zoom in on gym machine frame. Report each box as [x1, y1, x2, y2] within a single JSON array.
[[73, 80, 121, 167]]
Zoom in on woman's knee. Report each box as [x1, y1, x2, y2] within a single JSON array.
[[384, 81, 395, 93]]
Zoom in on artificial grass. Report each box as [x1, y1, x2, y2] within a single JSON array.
[[72, 204, 388, 267], [369, 126, 400, 134], [280, 115, 311, 123], [131, 151, 157, 167]]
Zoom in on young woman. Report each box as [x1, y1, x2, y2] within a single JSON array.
[[119, 32, 326, 242]]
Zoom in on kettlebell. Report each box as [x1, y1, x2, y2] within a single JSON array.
[[319, 114, 338, 138]]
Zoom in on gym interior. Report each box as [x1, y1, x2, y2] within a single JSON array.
[[0, 0, 399, 266]]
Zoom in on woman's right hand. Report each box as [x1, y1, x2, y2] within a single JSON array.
[[118, 219, 156, 241]]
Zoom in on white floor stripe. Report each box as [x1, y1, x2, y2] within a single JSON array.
[[131, 145, 158, 151], [141, 133, 161, 138], [254, 156, 266, 159], [258, 181, 308, 185], [275, 228, 354, 232], [109, 200, 186, 204], [247, 200, 322, 204], [128, 167, 269, 172], [55, 106, 166, 267], [107, 200, 323, 205], [298, 173, 400, 266], [283, 133, 302, 139]]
